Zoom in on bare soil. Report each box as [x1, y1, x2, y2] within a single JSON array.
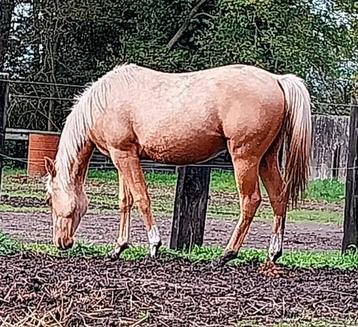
[[0, 252, 357, 326], [0, 211, 342, 251]]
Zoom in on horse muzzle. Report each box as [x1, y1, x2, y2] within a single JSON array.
[[54, 236, 74, 251]]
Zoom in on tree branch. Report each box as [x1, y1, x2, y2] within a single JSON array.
[[167, 0, 208, 50]]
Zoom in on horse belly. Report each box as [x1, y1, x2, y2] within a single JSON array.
[[141, 134, 225, 165]]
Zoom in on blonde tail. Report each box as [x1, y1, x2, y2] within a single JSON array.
[[278, 74, 312, 206]]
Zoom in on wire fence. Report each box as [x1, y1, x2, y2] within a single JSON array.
[[0, 77, 356, 112], [1, 151, 358, 173]]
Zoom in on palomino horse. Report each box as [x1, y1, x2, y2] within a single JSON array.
[[45, 63, 311, 266]]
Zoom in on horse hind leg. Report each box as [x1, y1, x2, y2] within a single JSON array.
[[259, 141, 288, 263], [215, 149, 262, 266], [108, 171, 133, 260], [109, 147, 162, 258]]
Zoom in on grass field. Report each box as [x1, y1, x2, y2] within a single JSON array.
[[0, 168, 345, 223], [88, 169, 345, 202], [1, 231, 356, 270]]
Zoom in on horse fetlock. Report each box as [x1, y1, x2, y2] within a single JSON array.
[[148, 225, 161, 257], [108, 242, 129, 261], [268, 233, 283, 262], [149, 239, 162, 258], [213, 250, 238, 267]]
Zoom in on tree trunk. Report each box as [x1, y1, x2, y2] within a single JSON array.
[[342, 99, 358, 252], [0, 0, 15, 71]]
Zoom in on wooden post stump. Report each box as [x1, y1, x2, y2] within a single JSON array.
[[342, 105, 358, 252], [0, 73, 9, 192], [170, 166, 211, 250]]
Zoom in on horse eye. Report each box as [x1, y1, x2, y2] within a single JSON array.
[[45, 195, 52, 207]]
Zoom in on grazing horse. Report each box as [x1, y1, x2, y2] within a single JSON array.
[[45, 63, 311, 266]]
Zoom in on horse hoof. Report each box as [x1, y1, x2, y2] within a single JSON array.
[[211, 257, 226, 268], [212, 250, 237, 268], [149, 240, 162, 258], [106, 243, 129, 261], [107, 251, 120, 261]]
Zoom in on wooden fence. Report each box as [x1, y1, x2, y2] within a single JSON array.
[[311, 115, 350, 180]]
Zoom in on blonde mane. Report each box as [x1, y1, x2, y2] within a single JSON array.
[[48, 63, 139, 191]]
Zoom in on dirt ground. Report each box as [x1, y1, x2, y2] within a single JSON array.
[[0, 209, 352, 326], [1, 252, 357, 326], [0, 211, 342, 250]]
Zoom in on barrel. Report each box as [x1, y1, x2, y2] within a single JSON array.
[[27, 133, 60, 177]]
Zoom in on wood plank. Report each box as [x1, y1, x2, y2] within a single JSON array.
[[5, 128, 61, 140]]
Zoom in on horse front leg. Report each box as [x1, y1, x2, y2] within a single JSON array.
[[109, 147, 162, 258], [108, 171, 133, 260]]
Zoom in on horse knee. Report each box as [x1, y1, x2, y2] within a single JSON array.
[[119, 195, 133, 212], [120, 202, 132, 213]]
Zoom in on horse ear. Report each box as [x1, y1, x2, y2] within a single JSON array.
[[44, 157, 56, 177]]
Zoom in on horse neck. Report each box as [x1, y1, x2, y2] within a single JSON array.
[[70, 140, 95, 189], [56, 138, 95, 191]]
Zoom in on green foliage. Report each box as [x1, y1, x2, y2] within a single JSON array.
[[306, 179, 345, 202], [4, 0, 357, 130], [0, 232, 22, 255]]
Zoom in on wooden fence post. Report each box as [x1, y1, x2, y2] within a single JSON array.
[[170, 166, 211, 250], [342, 104, 358, 252], [0, 73, 9, 192]]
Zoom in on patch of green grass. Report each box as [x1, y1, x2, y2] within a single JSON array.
[[88, 169, 178, 187], [0, 202, 343, 224], [3, 167, 345, 202], [2, 167, 26, 175], [210, 169, 237, 192], [208, 206, 343, 224], [1, 232, 357, 269], [0, 204, 48, 213], [0, 232, 22, 255], [306, 179, 345, 202], [286, 209, 342, 223], [88, 169, 346, 202]]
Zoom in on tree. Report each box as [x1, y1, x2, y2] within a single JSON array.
[[0, 0, 16, 71], [3, 0, 358, 130]]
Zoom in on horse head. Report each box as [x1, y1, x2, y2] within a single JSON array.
[[44, 157, 89, 250]]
